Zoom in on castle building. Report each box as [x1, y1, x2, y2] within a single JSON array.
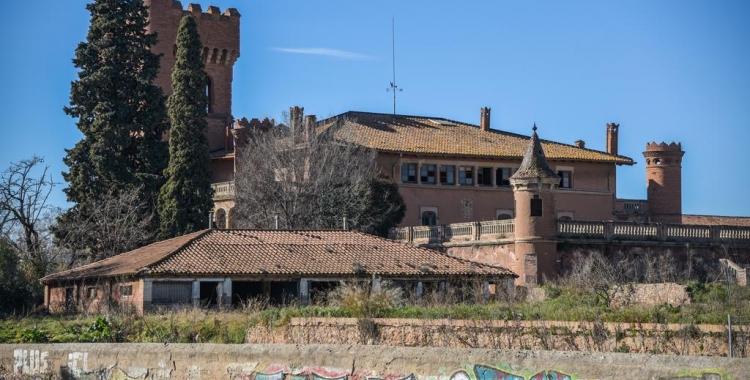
[[143, 0, 749, 232]]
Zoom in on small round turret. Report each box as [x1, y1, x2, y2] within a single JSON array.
[[643, 142, 684, 224]]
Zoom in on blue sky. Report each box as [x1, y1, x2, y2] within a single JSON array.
[[1, 0, 749, 217]]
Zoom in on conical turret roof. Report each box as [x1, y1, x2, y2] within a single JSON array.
[[510, 125, 560, 180]]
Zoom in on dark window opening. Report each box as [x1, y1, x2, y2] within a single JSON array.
[[270, 281, 298, 306], [205, 76, 213, 114], [559, 215, 573, 221], [421, 211, 437, 226], [439, 165, 455, 185], [497, 167, 513, 186], [199, 281, 220, 306], [530, 195, 543, 217], [309, 281, 339, 305], [497, 213, 512, 220], [558, 170, 572, 188], [120, 285, 133, 297], [459, 166, 474, 186], [401, 163, 417, 183], [420, 164, 436, 184], [65, 287, 75, 310], [478, 167, 493, 186], [232, 281, 264, 307], [86, 287, 97, 299]]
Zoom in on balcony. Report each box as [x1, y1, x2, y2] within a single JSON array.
[[211, 181, 235, 200]]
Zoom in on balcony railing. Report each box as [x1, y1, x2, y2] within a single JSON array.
[[557, 220, 750, 244], [211, 181, 235, 200], [390, 219, 750, 246], [389, 220, 514, 244]]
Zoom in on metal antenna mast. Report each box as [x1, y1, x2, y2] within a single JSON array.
[[386, 18, 402, 115]]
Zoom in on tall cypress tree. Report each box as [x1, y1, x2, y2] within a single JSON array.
[[62, 0, 168, 213], [157, 15, 213, 239]]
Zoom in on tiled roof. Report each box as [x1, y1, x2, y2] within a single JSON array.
[[510, 125, 559, 180], [682, 215, 750, 227], [41, 230, 515, 283], [318, 111, 634, 164]]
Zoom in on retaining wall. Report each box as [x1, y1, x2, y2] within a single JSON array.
[[245, 318, 746, 357], [2, 343, 747, 380]]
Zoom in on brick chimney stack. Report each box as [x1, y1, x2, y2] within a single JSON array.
[[606, 123, 619, 155], [480, 107, 491, 131]]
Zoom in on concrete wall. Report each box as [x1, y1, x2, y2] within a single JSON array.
[[2, 343, 745, 380]]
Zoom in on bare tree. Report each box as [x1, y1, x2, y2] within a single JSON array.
[[54, 187, 154, 266], [0, 156, 58, 280], [233, 117, 404, 232]]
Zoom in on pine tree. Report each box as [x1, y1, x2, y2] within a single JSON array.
[[157, 15, 213, 239], [62, 0, 168, 213]]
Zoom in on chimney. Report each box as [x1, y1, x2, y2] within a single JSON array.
[[480, 107, 491, 131], [305, 115, 317, 142], [606, 122, 619, 155], [574, 140, 585, 148], [290, 106, 304, 142]]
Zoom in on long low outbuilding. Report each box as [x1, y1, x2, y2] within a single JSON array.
[[41, 229, 517, 314]]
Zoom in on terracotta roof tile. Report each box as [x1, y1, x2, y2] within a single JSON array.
[[42, 230, 515, 283], [318, 112, 633, 164], [682, 215, 750, 227]]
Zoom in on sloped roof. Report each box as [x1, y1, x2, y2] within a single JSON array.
[[317, 111, 634, 165], [41, 230, 515, 283], [510, 125, 560, 180]]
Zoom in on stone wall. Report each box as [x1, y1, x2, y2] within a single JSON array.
[[245, 318, 745, 358], [2, 343, 745, 380], [611, 283, 690, 307]]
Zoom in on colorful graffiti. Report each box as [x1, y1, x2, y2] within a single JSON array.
[[450, 365, 569, 380], [5, 349, 726, 380]]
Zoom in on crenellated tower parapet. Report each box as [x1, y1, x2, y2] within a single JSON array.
[[146, 0, 240, 152], [643, 141, 684, 224]]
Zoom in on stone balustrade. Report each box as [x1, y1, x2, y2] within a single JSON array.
[[389, 220, 514, 244], [390, 219, 750, 246], [558, 220, 750, 244], [211, 181, 235, 200]]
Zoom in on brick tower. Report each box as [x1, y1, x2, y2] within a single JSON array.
[[510, 125, 560, 286], [145, 0, 240, 152], [643, 142, 684, 224]]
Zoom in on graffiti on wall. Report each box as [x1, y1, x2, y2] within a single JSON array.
[[6, 349, 725, 380], [12, 349, 49, 375]]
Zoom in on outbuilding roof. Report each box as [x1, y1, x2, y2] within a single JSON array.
[[41, 229, 515, 283], [317, 111, 634, 164]]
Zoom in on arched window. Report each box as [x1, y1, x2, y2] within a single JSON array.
[[496, 214, 512, 220], [214, 208, 227, 229], [421, 211, 437, 226], [559, 215, 573, 221]]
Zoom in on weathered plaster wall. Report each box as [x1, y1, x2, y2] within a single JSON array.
[[2, 344, 744, 380]]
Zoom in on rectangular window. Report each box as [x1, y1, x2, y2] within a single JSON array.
[[439, 165, 455, 185], [530, 195, 543, 217], [420, 164, 436, 184], [478, 167, 493, 186], [120, 285, 133, 298], [459, 166, 474, 186], [401, 163, 417, 183], [86, 287, 97, 299], [558, 170, 572, 188], [497, 167, 513, 186]]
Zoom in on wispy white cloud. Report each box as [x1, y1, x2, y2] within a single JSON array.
[[271, 47, 377, 60]]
